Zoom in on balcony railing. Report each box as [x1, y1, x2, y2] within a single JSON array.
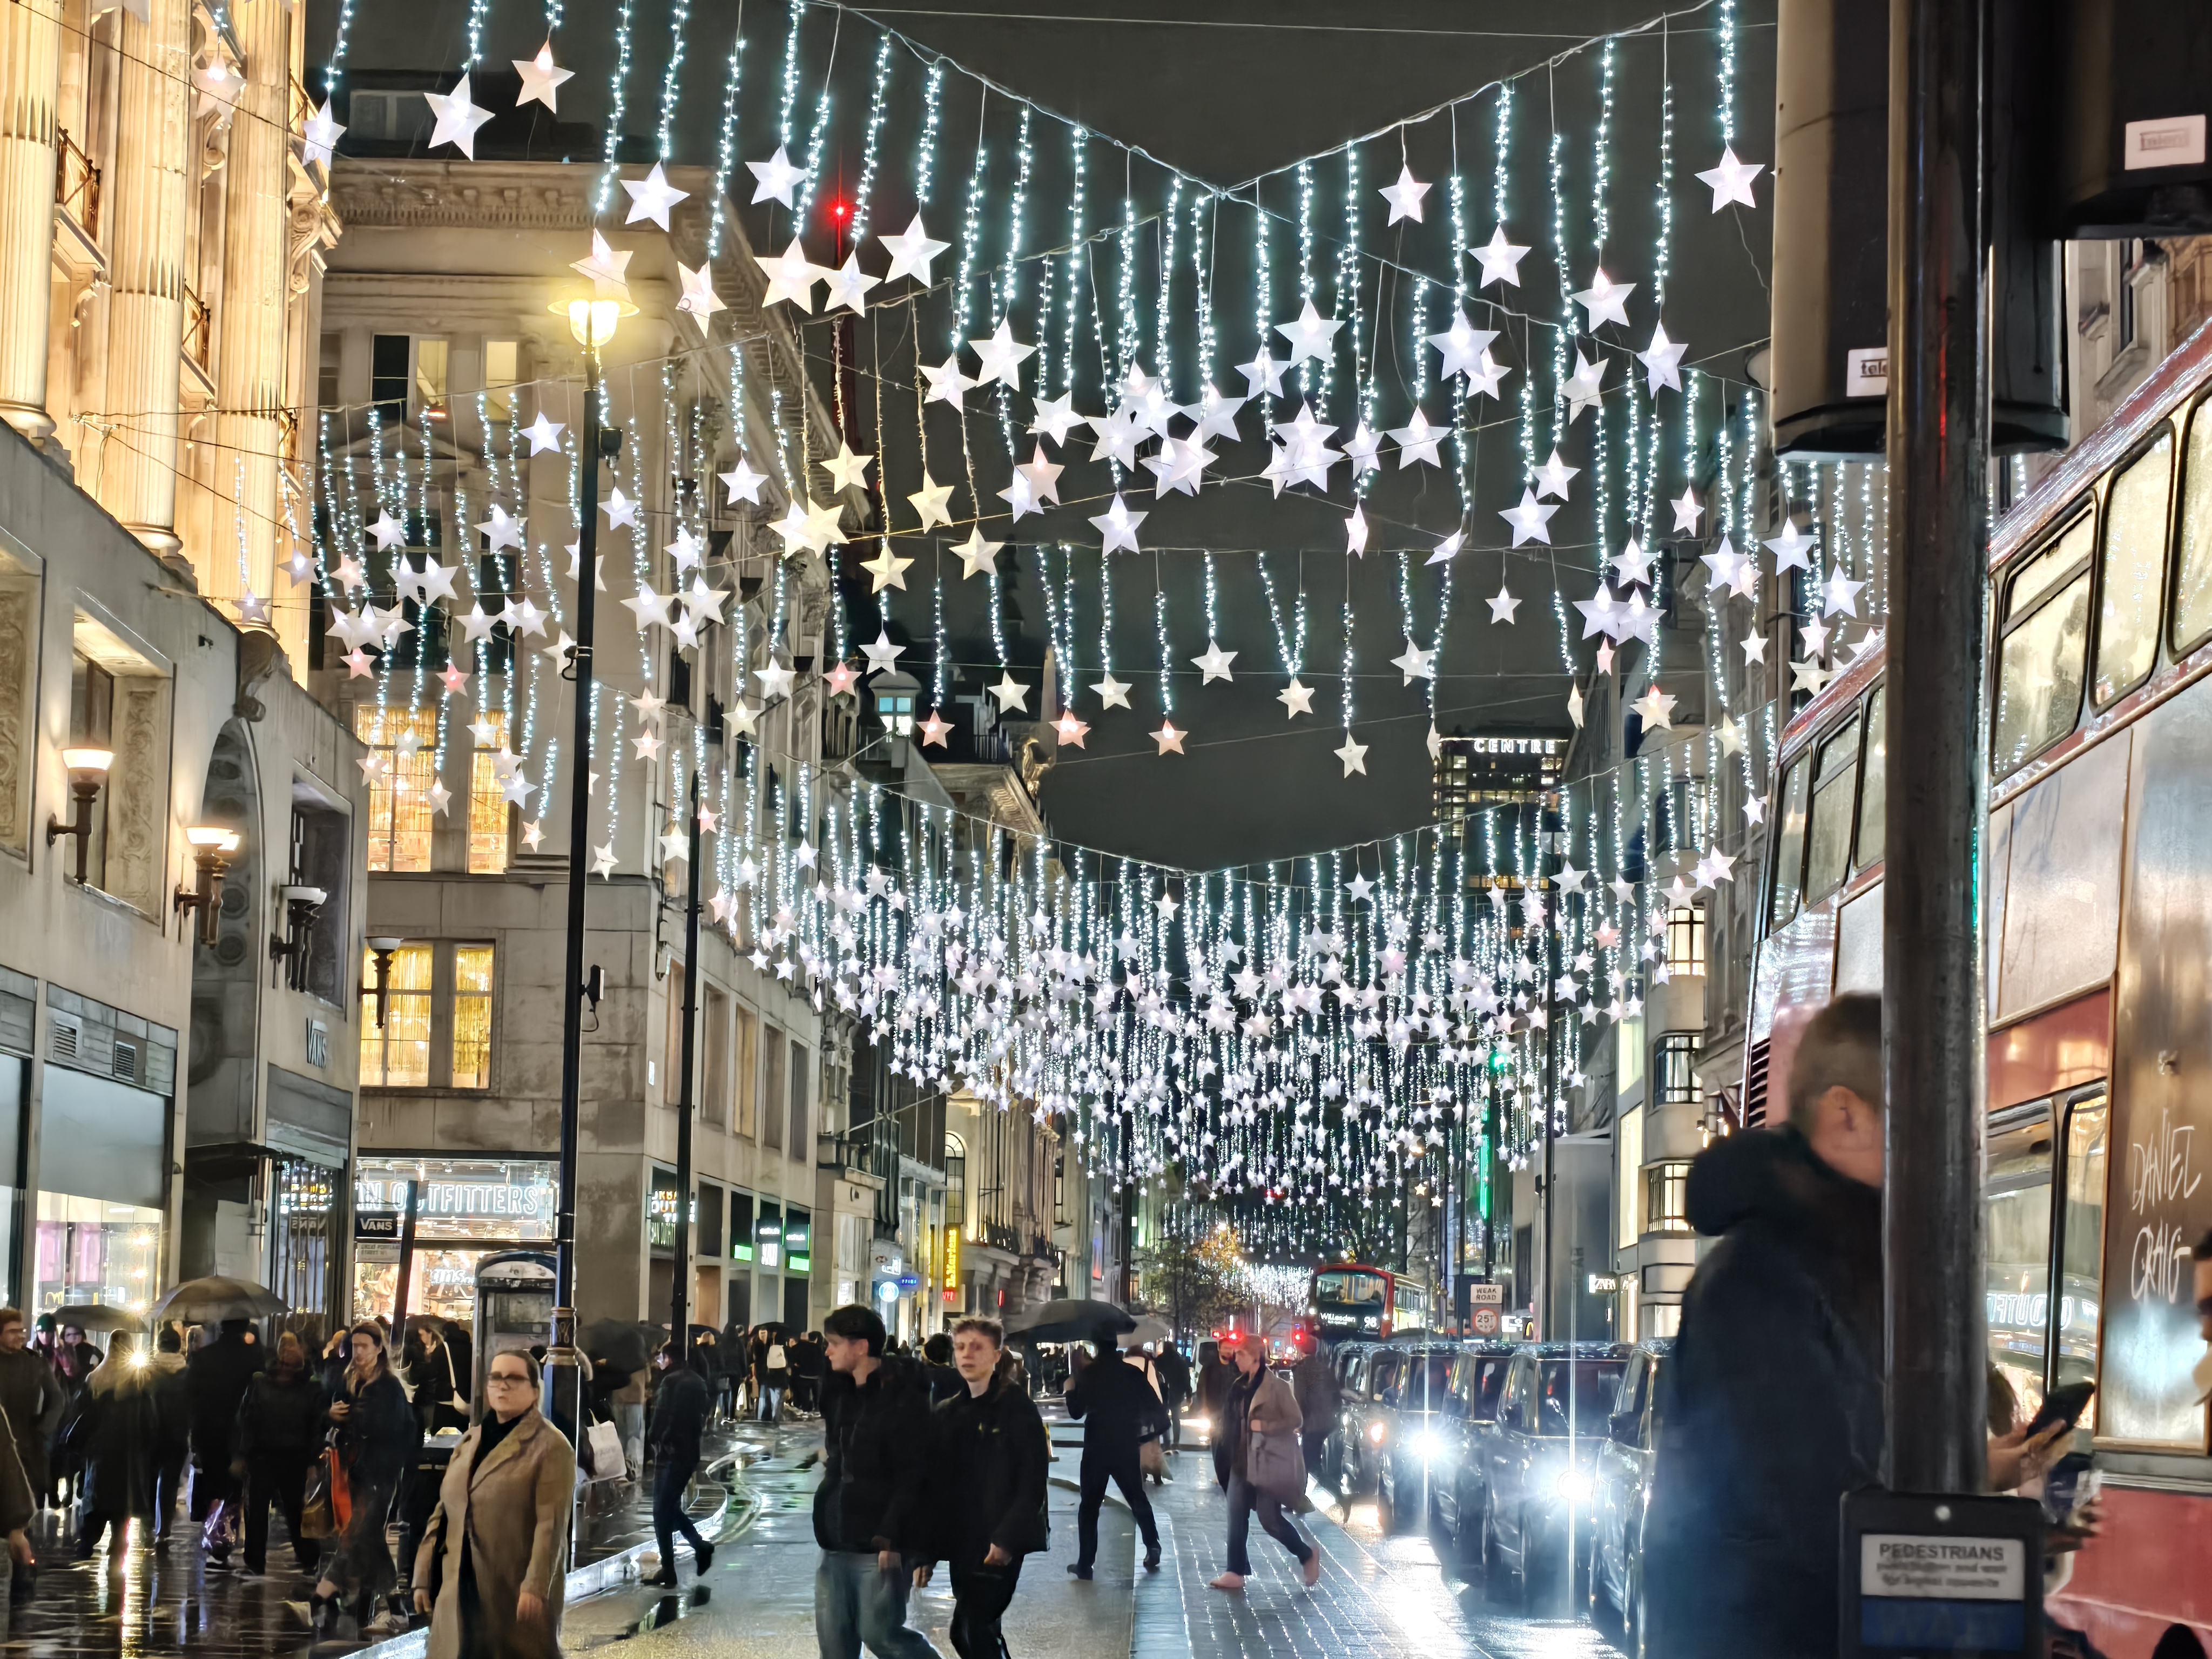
[[55, 130, 99, 240], [181, 284, 212, 369]]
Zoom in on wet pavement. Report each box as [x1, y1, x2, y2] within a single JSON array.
[[0, 1407, 1636, 1657]]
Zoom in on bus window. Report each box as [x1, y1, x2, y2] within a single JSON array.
[[1855, 687, 1887, 868], [2053, 1093, 2107, 1430], [1804, 714, 1862, 902], [1984, 1106, 2054, 1422], [2170, 401, 2212, 651], [2092, 430, 2173, 705], [1993, 514, 2095, 774], [1767, 753, 1812, 930]]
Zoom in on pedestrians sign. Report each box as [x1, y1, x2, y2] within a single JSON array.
[[1841, 1489, 2042, 1657], [1472, 1308, 1500, 1336]]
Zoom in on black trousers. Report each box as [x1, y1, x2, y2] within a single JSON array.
[[1210, 1439, 1231, 1491], [1075, 1450, 1157, 1568], [949, 1554, 1022, 1659], [653, 1451, 706, 1571], [1301, 1432, 1328, 1479], [244, 1451, 320, 1574]]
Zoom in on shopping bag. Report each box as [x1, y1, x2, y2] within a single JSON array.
[[300, 1455, 336, 1541], [328, 1449, 354, 1530], [581, 1420, 626, 1482], [201, 1497, 242, 1554], [1138, 1439, 1168, 1480]]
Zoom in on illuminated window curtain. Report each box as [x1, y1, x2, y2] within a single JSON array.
[[353, 706, 436, 872], [451, 945, 495, 1088], [468, 711, 510, 874], [361, 943, 434, 1085]]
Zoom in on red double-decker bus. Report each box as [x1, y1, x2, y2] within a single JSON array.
[[1309, 1263, 1400, 1340], [1746, 321, 2212, 1657]]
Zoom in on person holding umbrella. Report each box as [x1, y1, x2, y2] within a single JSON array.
[[1063, 1337, 1163, 1579], [186, 1319, 264, 1564]]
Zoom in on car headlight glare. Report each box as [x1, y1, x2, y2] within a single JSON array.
[[1550, 1465, 1593, 1503], [1184, 1415, 1209, 1434], [1367, 1421, 1387, 1444], [1407, 1428, 1445, 1462]]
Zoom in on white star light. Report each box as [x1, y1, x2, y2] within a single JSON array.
[[720, 456, 767, 504], [1500, 487, 1561, 547], [1335, 736, 1370, 778], [968, 321, 1036, 388], [514, 41, 574, 112], [757, 240, 824, 312], [1466, 350, 1513, 399], [1427, 529, 1466, 568], [1637, 323, 1688, 394], [1426, 311, 1501, 380], [1696, 146, 1765, 212], [570, 229, 632, 298], [821, 443, 873, 494], [522, 413, 564, 455], [1765, 520, 1817, 573], [1564, 350, 1609, 422], [906, 474, 954, 530], [1474, 225, 1530, 288], [921, 355, 973, 408], [1091, 673, 1134, 711], [1392, 639, 1437, 684], [1488, 585, 1522, 624], [879, 214, 949, 284], [676, 260, 725, 320], [1536, 448, 1580, 501], [1571, 268, 1637, 330], [1028, 392, 1089, 447], [619, 161, 689, 230], [1671, 487, 1705, 534], [1821, 569, 1869, 617], [747, 144, 806, 207], [1237, 349, 1289, 399], [1278, 679, 1314, 718], [1378, 163, 1431, 224], [424, 73, 494, 158], [822, 254, 879, 315], [952, 527, 1003, 581], [301, 100, 345, 168], [1631, 686, 1678, 731], [988, 673, 1030, 713], [1274, 299, 1343, 365], [1088, 494, 1147, 555], [365, 510, 404, 551], [1390, 408, 1446, 468], [1344, 505, 1370, 556], [1191, 641, 1237, 684], [475, 507, 525, 552]]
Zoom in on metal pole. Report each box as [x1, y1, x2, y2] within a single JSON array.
[[670, 766, 704, 1348], [551, 353, 610, 1444], [1882, 0, 1990, 1493], [391, 1177, 420, 1335], [1540, 823, 1560, 1340]]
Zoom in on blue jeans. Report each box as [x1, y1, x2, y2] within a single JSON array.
[[814, 1549, 942, 1659], [1225, 1472, 1311, 1577], [653, 1453, 705, 1573]]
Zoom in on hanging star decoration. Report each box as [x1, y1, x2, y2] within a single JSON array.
[[1572, 268, 1637, 331], [747, 144, 806, 207], [1474, 225, 1530, 288], [424, 72, 494, 158], [1091, 673, 1134, 711], [1500, 487, 1560, 547], [862, 544, 915, 592], [1278, 679, 1314, 718], [1696, 146, 1765, 212], [1151, 720, 1188, 756], [1335, 734, 1370, 777], [620, 161, 689, 230], [514, 40, 574, 111], [879, 214, 949, 285], [1191, 641, 1237, 684], [1378, 163, 1430, 224]]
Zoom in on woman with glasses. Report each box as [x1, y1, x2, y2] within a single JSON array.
[[414, 1351, 576, 1659]]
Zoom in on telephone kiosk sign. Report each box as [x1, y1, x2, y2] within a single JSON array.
[[1841, 1491, 2042, 1659]]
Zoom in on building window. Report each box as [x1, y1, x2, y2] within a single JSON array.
[[371, 334, 409, 427], [318, 333, 342, 412], [467, 710, 510, 874], [287, 796, 351, 1004], [1655, 1033, 1703, 1107], [943, 1133, 966, 1229], [1645, 1161, 1691, 1233], [733, 1006, 758, 1138], [763, 1034, 785, 1150], [787, 1040, 809, 1156], [355, 706, 435, 872], [702, 985, 729, 1125], [451, 945, 494, 1088], [484, 339, 518, 424], [414, 338, 449, 425], [1665, 906, 1705, 976], [360, 943, 434, 1087], [2117, 240, 2141, 350], [360, 941, 495, 1089], [68, 654, 114, 888]]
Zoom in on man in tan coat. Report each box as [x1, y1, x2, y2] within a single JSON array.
[[414, 1352, 576, 1659]]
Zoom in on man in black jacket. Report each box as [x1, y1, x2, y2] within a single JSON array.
[[646, 1344, 715, 1587], [185, 1319, 264, 1563], [923, 1317, 1048, 1659], [814, 1305, 941, 1659], [1645, 994, 1887, 1659], [1063, 1338, 1161, 1578]]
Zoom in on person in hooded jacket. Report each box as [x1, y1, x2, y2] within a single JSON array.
[[644, 1343, 713, 1588], [1644, 994, 1887, 1659], [74, 1335, 158, 1566], [185, 1318, 264, 1560], [235, 1333, 327, 1579], [920, 1318, 1048, 1659], [813, 1304, 940, 1659]]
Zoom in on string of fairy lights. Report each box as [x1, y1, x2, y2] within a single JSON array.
[[298, 0, 1893, 1222]]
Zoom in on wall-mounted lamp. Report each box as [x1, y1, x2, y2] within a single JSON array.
[[268, 884, 327, 990], [45, 747, 113, 884], [173, 826, 240, 946], [366, 935, 405, 1028]]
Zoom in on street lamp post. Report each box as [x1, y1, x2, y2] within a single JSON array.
[[549, 300, 625, 1445], [669, 765, 704, 1349]]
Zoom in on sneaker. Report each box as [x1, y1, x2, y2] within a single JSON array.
[[282, 1601, 315, 1627]]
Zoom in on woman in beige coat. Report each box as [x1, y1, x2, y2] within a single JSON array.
[[413, 1352, 576, 1659], [1208, 1340, 1320, 1591]]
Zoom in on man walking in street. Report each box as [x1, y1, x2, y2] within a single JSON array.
[[1153, 1341, 1192, 1450], [1290, 1342, 1341, 1482], [923, 1318, 1048, 1659], [646, 1342, 714, 1587], [185, 1319, 264, 1566], [814, 1305, 940, 1658], [1645, 994, 1886, 1659], [1063, 1337, 1162, 1579]]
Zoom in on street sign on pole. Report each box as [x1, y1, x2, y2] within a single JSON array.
[[1472, 1308, 1501, 1337]]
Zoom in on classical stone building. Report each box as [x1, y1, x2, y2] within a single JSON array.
[[0, 0, 367, 1325]]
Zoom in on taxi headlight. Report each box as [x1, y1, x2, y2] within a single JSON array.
[[1366, 1421, 1387, 1445], [1550, 1465, 1593, 1503]]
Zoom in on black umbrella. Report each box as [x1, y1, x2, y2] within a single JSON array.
[[150, 1276, 287, 1324], [579, 1318, 653, 1373], [51, 1304, 139, 1334], [1005, 1299, 1137, 1345]]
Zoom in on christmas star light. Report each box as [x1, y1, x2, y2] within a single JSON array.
[[424, 73, 494, 158], [879, 214, 949, 284], [514, 41, 574, 112], [1378, 163, 1431, 224], [747, 144, 806, 207], [620, 161, 689, 230], [1696, 146, 1765, 212], [1473, 225, 1529, 288]]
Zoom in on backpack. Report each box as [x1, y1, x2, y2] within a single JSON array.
[[767, 1343, 788, 1372]]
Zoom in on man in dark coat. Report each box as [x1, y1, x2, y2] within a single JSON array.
[[1645, 994, 1887, 1659], [1192, 1339, 1237, 1489], [185, 1318, 264, 1560], [645, 1344, 714, 1587], [1290, 1344, 1342, 1479], [1153, 1343, 1192, 1448], [924, 1317, 1048, 1659], [1063, 1339, 1162, 1577], [813, 1305, 939, 1659], [0, 1311, 64, 1512]]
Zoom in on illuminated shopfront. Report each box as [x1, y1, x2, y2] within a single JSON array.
[[353, 1155, 556, 1332]]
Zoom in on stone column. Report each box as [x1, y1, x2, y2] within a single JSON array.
[[211, 0, 288, 616], [95, 0, 192, 554], [0, 0, 63, 440]]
